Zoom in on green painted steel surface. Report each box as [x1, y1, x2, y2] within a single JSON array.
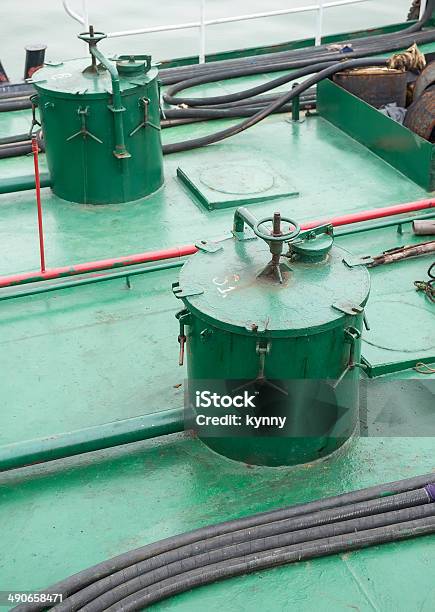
[[0, 35, 434, 610], [0, 436, 434, 611], [175, 233, 370, 465], [33, 58, 163, 204], [317, 78, 435, 191]]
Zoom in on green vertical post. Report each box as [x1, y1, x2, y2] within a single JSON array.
[[292, 82, 300, 122]]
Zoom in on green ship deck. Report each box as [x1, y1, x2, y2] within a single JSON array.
[[0, 24, 434, 612]]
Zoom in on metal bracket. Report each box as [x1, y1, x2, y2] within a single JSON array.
[[194, 240, 223, 254], [333, 327, 363, 389], [29, 94, 42, 134], [343, 254, 374, 268], [332, 302, 364, 316], [299, 223, 334, 241], [256, 340, 271, 382], [129, 97, 161, 136], [172, 281, 204, 299], [66, 106, 103, 143], [176, 309, 191, 366]]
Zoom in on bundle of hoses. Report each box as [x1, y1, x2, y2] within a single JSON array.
[[0, 129, 44, 159], [2, 1, 435, 155], [0, 57, 369, 159], [13, 472, 435, 612]]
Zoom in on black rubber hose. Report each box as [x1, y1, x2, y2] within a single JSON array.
[[199, 89, 316, 109], [159, 25, 435, 85], [163, 61, 334, 107], [0, 130, 44, 158], [158, 24, 435, 86], [105, 516, 435, 611], [0, 141, 32, 158], [162, 57, 387, 154], [0, 84, 34, 100], [12, 472, 435, 612], [158, 0, 435, 84], [162, 104, 296, 120], [0, 97, 32, 112], [78, 503, 435, 612], [58, 488, 433, 612], [163, 27, 435, 109], [0, 132, 31, 145], [160, 101, 316, 127]]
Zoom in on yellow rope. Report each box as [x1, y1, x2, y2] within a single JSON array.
[[387, 43, 426, 72]]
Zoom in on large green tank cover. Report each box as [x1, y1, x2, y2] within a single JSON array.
[[32, 32, 163, 204], [174, 208, 371, 466], [177, 231, 370, 338]]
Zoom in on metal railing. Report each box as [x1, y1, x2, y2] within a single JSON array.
[[63, 0, 373, 63]]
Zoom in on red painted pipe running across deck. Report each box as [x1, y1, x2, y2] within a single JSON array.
[[0, 198, 434, 289]]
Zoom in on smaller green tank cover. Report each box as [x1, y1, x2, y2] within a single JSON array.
[[33, 57, 163, 204]]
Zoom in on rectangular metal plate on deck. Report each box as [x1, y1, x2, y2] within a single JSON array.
[[177, 158, 299, 211]]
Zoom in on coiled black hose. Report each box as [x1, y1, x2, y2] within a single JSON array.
[[162, 57, 387, 154], [0, 130, 43, 158], [12, 473, 435, 612], [0, 132, 30, 145], [0, 141, 32, 158], [159, 1, 435, 84], [105, 516, 435, 611], [87, 506, 435, 612], [163, 61, 335, 107], [0, 96, 32, 112], [52, 488, 434, 612]]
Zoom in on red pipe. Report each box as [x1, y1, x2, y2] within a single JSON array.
[[32, 136, 46, 272], [301, 199, 435, 230], [0, 198, 433, 289]]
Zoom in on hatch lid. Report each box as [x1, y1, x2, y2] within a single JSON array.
[[176, 235, 370, 337]]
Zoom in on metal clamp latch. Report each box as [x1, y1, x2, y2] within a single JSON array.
[[67, 106, 103, 143], [176, 309, 191, 366]]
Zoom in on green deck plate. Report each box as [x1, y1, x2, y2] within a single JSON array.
[[0, 39, 435, 610], [177, 155, 299, 210], [0, 435, 434, 611]]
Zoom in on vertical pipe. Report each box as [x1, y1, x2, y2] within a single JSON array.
[[31, 136, 46, 273], [199, 0, 206, 64], [315, 0, 325, 46], [24, 45, 47, 79], [90, 46, 129, 159]]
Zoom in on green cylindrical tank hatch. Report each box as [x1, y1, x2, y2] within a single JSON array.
[[173, 208, 371, 467], [32, 30, 163, 204]]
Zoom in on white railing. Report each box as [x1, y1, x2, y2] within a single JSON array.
[[63, 0, 372, 64], [420, 0, 428, 20]]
